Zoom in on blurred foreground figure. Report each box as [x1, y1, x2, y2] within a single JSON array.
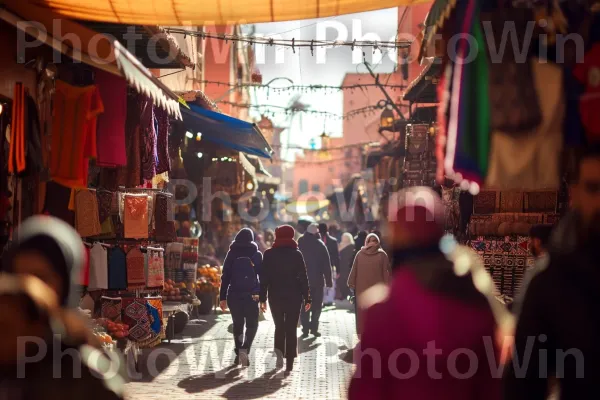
[[348, 187, 500, 400], [504, 147, 600, 400], [0, 216, 123, 399]]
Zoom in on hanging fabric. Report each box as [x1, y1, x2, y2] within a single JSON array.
[[95, 68, 127, 167], [145, 246, 164, 289], [88, 242, 108, 290], [117, 93, 143, 187], [74, 189, 102, 237], [126, 247, 146, 289], [107, 246, 127, 290], [100, 296, 122, 322], [122, 297, 152, 342], [123, 193, 149, 238], [486, 59, 564, 190]]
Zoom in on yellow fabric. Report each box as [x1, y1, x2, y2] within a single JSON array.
[[28, 0, 430, 24]]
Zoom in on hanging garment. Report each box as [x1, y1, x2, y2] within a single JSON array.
[[147, 194, 155, 232], [486, 60, 564, 190], [573, 43, 600, 142], [95, 190, 115, 238], [124, 193, 149, 238], [50, 81, 103, 188], [122, 298, 152, 342], [126, 247, 146, 289], [165, 242, 183, 282], [107, 247, 127, 290], [154, 193, 176, 241], [100, 296, 122, 322], [117, 94, 143, 187], [155, 107, 171, 174], [145, 247, 164, 289], [139, 97, 157, 182], [88, 243, 108, 290], [145, 300, 162, 335], [95, 69, 127, 167], [8, 86, 43, 176], [43, 181, 75, 226], [74, 189, 102, 238], [80, 246, 91, 286]]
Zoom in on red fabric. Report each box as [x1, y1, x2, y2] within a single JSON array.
[[95, 69, 127, 167], [80, 246, 90, 286], [573, 43, 600, 141], [272, 225, 298, 249], [349, 268, 500, 400]]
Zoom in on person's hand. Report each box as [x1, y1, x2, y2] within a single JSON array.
[[260, 302, 267, 312], [252, 295, 259, 302], [219, 300, 227, 312], [304, 302, 311, 312]]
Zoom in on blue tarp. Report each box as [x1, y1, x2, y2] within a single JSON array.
[[181, 103, 273, 159]]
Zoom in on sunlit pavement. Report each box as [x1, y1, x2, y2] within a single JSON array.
[[125, 301, 357, 399]]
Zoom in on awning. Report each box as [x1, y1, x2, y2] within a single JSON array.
[[246, 155, 272, 177], [418, 0, 458, 63], [0, 3, 183, 119], [26, 0, 431, 25], [403, 58, 442, 103], [181, 103, 273, 159]]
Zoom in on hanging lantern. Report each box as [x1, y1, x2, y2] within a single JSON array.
[[380, 107, 395, 131]]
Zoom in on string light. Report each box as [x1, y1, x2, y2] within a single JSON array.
[[163, 28, 411, 50], [195, 80, 407, 93]]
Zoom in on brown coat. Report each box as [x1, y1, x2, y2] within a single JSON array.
[[347, 246, 391, 335]]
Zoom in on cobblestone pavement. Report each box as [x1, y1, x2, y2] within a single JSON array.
[[125, 301, 357, 399]]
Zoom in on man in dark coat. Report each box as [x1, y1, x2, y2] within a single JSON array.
[[298, 223, 333, 337], [504, 146, 600, 400], [319, 223, 340, 305]]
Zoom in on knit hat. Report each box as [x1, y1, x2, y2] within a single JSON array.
[[273, 225, 298, 249], [307, 223, 319, 235], [387, 187, 445, 249]]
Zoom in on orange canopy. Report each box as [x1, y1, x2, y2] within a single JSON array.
[[22, 0, 430, 25]]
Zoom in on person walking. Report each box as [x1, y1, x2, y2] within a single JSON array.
[[347, 233, 391, 336], [318, 223, 340, 306], [219, 228, 263, 366], [349, 187, 500, 399], [259, 225, 311, 374], [338, 233, 355, 300], [298, 223, 332, 338], [504, 147, 600, 400]]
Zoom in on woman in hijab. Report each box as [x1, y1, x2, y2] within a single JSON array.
[[338, 233, 355, 300], [0, 216, 124, 399], [347, 233, 391, 336], [260, 225, 311, 375], [219, 227, 263, 366]]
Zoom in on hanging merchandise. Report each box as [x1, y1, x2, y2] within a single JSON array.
[[116, 94, 143, 188], [573, 42, 600, 143], [122, 297, 152, 342], [49, 81, 103, 188], [486, 60, 564, 190], [100, 296, 123, 322], [165, 242, 183, 283], [74, 189, 102, 237], [139, 96, 157, 182], [96, 189, 116, 238], [88, 242, 108, 290], [179, 237, 199, 284], [155, 107, 171, 174], [80, 246, 90, 287], [8, 85, 42, 176], [107, 246, 127, 290], [124, 193, 149, 239], [146, 300, 162, 335], [145, 246, 165, 289], [154, 193, 177, 242], [95, 69, 127, 168], [126, 247, 146, 290]]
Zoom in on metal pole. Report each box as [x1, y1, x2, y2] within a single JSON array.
[[363, 61, 406, 121]]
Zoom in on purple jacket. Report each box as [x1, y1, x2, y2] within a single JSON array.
[[349, 266, 501, 400]]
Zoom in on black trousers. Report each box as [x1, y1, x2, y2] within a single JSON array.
[[301, 286, 324, 334], [270, 300, 302, 359], [227, 294, 259, 355]]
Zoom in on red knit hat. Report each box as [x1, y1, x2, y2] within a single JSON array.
[[273, 225, 298, 249], [387, 187, 445, 248]]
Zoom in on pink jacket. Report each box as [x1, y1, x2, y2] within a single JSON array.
[[348, 267, 501, 400]]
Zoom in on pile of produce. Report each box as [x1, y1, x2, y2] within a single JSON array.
[[162, 279, 195, 303], [96, 318, 130, 339], [196, 265, 221, 294]]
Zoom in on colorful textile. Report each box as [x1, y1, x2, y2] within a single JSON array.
[[95, 69, 127, 167], [100, 296, 122, 322], [124, 194, 148, 238], [155, 107, 171, 174], [139, 96, 157, 181], [74, 189, 102, 238], [524, 191, 558, 213], [88, 243, 108, 290], [50, 81, 103, 188], [96, 190, 113, 225], [499, 192, 524, 213], [573, 43, 600, 142], [108, 247, 127, 290], [473, 191, 498, 214], [126, 247, 146, 289], [80, 246, 90, 286], [122, 298, 152, 342], [145, 247, 164, 288], [116, 94, 142, 187], [146, 302, 161, 334], [155, 193, 176, 241]]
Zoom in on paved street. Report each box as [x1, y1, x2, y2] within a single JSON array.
[[126, 301, 357, 399]]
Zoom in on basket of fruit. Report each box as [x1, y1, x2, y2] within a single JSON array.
[[195, 265, 221, 314], [162, 279, 196, 303], [96, 318, 130, 340]]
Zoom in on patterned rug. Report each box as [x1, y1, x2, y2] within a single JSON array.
[[473, 191, 498, 214], [499, 192, 524, 213], [524, 191, 558, 213], [100, 296, 122, 322], [122, 298, 152, 342]]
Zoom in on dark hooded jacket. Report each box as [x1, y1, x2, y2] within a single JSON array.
[[504, 211, 600, 400], [219, 228, 263, 301], [298, 232, 333, 288]]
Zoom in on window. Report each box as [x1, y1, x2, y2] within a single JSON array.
[[299, 180, 308, 195], [312, 184, 321, 193]]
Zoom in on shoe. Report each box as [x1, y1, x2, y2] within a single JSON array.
[[233, 355, 240, 365], [276, 357, 284, 369], [301, 332, 309, 339], [311, 331, 322, 338], [240, 351, 250, 367], [286, 358, 294, 372]]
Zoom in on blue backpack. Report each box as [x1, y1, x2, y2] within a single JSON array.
[[229, 256, 257, 294]]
